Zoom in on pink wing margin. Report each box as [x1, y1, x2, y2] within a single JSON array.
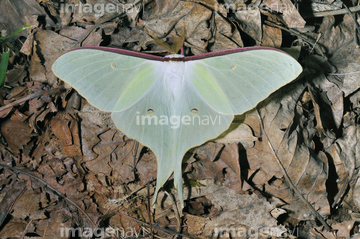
[[69, 46, 288, 61]]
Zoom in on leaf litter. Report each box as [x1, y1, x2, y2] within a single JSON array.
[[1, 0, 360, 238]]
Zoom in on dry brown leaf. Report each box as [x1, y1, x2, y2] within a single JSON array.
[[31, 30, 77, 85], [342, 62, 360, 97], [181, 142, 243, 195], [334, 126, 360, 206], [262, 0, 306, 28], [326, 144, 350, 207], [20, 32, 34, 56], [42, 210, 75, 238], [210, 13, 243, 51], [240, 81, 331, 220], [86, 129, 137, 186], [79, 112, 110, 162], [262, 20, 282, 48], [0, 180, 26, 226], [176, 4, 212, 53], [147, 0, 182, 17], [182, 179, 287, 238], [305, 57, 344, 131], [11, 190, 41, 219], [194, 142, 223, 162], [36, 159, 82, 196], [354, 176, 360, 210], [143, 1, 195, 38], [59, 25, 103, 46], [332, 220, 355, 238], [305, 56, 341, 146], [0, 218, 27, 238], [85, 172, 112, 199], [281, 45, 302, 60], [78, 104, 113, 128], [135, 148, 158, 185], [29, 40, 47, 83], [110, 28, 152, 52], [0, 0, 45, 39], [219, 143, 243, 192], [5, 86, 27, 101], [108, 214, 144, 237], [5, 65, 27, 88], [318, 15, 354, 56], [1, 112, 35, 155], [33, 113, 81, 159], [66, 0, 120, 24], [188, 149, 229, 185], [184, 213, 206, 236], [235, 8, 262, 43], [186, 0, 227, 16], [215, 123, 258, 148]]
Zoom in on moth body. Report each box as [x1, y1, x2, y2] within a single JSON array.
[[162, 60, 185, 101]]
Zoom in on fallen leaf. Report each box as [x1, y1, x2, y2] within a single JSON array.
[[262, 18, 282, 47], [31, 30, 77, 85], [342, 63, 360, 97], [11, 190, 41, 219], [1, 112, 35, 155], [318, 15, 354, 56], [262, 0, 306, 28], [32, 113, 82, 159], [332, 220, 355, 238], [183, 179, 287, 238], [235, 8, 262, 43], [0, 218, 27, 238], [0, 0, 46, 40], [215, 123, 258, 148]]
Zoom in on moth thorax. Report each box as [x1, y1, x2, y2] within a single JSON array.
[[164, 61, 185, 99]]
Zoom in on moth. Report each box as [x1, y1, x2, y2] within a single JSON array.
[[52, 46, 302, 207]]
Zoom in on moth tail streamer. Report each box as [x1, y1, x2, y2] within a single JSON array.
[[152, 156, 184, 208]]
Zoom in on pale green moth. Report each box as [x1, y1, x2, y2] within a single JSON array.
[[52, 46, 302, 207]]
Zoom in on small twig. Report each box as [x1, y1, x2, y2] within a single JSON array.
[[0, 184, 27, 228], [309, 33, 322, 54], [264, 20, 326, 58], [256, 110, 332, 231], [152, 224, 193, 238], [328, 70, 360, 76], [132, 141, 139, 171], [0, 88, 64, 112], [19, 219, 33, 239], [304, 5, 360, 17], [78, 13, 124, 46], [110, 178, 156, 205], [307, 84, 325, 137], [165, 191, 182, 238], [147, 181, 154, 239], [331, 175, 350, 208]]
